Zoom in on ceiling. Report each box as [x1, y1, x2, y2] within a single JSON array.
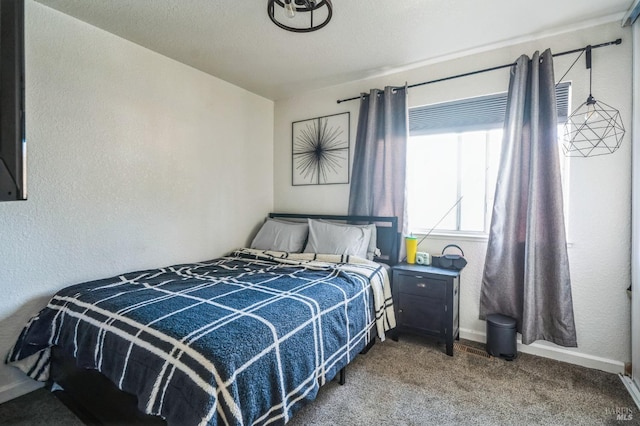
[[35, 0, 631, 100]]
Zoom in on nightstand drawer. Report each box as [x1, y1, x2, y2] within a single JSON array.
[[395, 273, 446, 299]]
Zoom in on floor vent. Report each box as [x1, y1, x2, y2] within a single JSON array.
[[454, 342, 493, 359]]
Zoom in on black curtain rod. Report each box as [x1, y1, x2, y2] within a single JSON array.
[[336, 38, 622, 104]]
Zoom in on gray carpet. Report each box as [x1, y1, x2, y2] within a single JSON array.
[[289, 336, 640, 425], [0, 337, 637, 425], [0, 387, 83, 426]]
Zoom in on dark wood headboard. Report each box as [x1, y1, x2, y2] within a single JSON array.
[[268, 213, 400, 266]]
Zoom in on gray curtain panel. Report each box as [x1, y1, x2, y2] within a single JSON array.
[[480, 50, 577, 347], [348, 86, 408, 262]]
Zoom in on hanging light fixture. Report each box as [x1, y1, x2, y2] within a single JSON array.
[[267, 0, 333, 33], [562, 45, 625, 157]]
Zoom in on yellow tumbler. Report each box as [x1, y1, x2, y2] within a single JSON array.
[[405, 236, 418, 264]]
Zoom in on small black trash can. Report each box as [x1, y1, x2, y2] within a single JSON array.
[[486, 314, 517, 360]]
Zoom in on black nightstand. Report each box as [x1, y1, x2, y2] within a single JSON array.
[[391, 263, 461, 356]]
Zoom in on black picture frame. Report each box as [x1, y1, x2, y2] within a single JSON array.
[[291, 112, 349, 186]]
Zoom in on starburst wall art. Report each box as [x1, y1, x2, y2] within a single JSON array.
[[292, 112, 350, 186]]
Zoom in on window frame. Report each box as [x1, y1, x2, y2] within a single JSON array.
[[406, 83, 571, 238], [407, 129, 502, 238]]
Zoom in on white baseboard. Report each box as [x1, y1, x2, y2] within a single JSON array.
[[459, 328, 626, 374], [0, 379, 43, 404], [620, 374, 640, 409]]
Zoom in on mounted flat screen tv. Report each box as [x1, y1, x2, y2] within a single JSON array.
[[0, 0, 25, 201]]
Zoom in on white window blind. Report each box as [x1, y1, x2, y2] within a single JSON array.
[[409, 82, 570, 136]]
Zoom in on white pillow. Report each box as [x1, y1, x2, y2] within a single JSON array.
[[304, 219, 371, 259], [317, 219, 377, 260], [250, 219, 309, 252]]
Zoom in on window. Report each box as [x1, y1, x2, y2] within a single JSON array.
[[407, 129, 502, 234], [407, 83, 570, 236]]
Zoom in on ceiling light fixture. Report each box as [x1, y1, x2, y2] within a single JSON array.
[[562, 45, 626, 157], [267, 0, 333, 33]]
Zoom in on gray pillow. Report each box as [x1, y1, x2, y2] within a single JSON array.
[[250, 219, 309, 252], [304, 219, 372, 259], [317, 219, 378, 260]]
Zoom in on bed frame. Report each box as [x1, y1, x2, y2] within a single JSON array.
[[48, 213, 400, 425]]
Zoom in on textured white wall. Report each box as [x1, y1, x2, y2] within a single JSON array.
[[0, 1, 274, 400], [631, 17, 640, 391], [274, 21, 632, 371]]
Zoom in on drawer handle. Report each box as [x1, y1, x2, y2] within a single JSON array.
[[416, 283, 426, 288]]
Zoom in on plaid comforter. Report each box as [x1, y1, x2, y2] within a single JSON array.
[[7, 248, 395, 425]]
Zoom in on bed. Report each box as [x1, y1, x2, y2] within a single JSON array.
[[6, 213, 399, 425]]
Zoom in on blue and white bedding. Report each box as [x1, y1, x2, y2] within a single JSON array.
[[7, 248, 395, 426]]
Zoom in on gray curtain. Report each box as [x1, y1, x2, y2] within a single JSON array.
[[348, 86, 408, 261], [479, 50, 577, 347]]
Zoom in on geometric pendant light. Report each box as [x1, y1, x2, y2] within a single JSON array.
[[562, 45, 625, 157]]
